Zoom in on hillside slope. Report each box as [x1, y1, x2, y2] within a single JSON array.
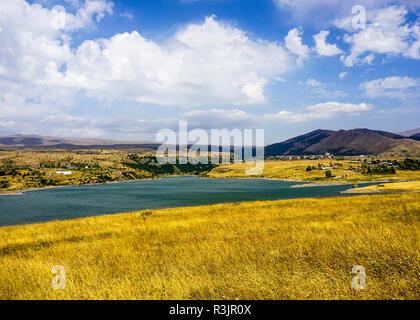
[[0, 194, 418, 299], [409, 133, 420, 141], [266, 128, 420, 156]]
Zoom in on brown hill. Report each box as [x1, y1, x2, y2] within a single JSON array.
[[409, 133, 420, 141], [266, 128, 420, 156]]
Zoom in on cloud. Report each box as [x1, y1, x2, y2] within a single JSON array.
[[360, 76, 420, 99], [304, 78, 349, 98], [267, 102, 372, 123], [0, 2, 294, 109], [306, 78, 322, 87], [240, 79, 268, 104], [284, 27, 342, 64], [284, 27, 309, 65], [305, 101, 372, 114], [0, 0, 113, 108], [0, 98, 374, 138], [273, 76, 286, 82], [67, 0, 113, 28], [0, 0, 411, 140], [276, 2, 420, 65], [183, 109, 261, 129], [274, 0, 292, 6], [66, 15, 292, 106], [274, 0, 420, 26], [338, 5, 420, 66], [120, 12, 134, 19], [313, 30, 342, 56], [339, 72, 348, 79], [0, 1, 297, 137], [181, 102, 373, 128]]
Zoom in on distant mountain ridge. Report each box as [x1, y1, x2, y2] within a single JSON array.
[[0, 134, 156, 148], [2, 130, 420, 156], [398, 127, 420, 137], [266, 128, 420, 156]]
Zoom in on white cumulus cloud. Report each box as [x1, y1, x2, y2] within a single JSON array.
[[360, 76, 420, 99], [0, 3, 294, 109], [339, 5, 420, 66], [284, 27, 310, 65], [313, 30, 342, 56], [268, 102, 372, 122]]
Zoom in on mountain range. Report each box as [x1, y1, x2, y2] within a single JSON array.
[[265, 128, 420, 156], [398, 127, 420, 137], [0, 134, 159, 150], [1, 128, 420, 156]]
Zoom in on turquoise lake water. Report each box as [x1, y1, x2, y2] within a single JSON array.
[[0, 177, 365, 226]]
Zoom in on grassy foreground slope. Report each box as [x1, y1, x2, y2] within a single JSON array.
[[0, 194, 419, 300]]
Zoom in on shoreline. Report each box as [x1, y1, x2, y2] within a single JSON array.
[[0, 176, 162, 195], [0, 174, 206, 195], [1, 175, 417, 195], [289, 179, 418, 188], [342, 188, 420, 194]]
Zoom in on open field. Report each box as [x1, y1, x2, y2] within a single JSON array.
[[206, 159, 420, 182], [360, 180, 420, 190], [346, 181, 420, 193], [0, 193, 419, 299]]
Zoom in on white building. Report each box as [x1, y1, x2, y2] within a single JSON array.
[[56, 171, 72, 175]]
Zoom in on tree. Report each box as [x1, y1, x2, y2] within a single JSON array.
[[0, 181, 10, 189], [325, 170, 332, 178], [306, 166, 312, 172]]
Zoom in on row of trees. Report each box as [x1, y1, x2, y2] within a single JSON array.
[[125, 155, 217, 177], [364, 166, 396, 175], [398, 158, 420, 170]]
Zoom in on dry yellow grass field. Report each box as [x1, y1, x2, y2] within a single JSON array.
[[0, 149, 138, 171], [355, 181, 420, 191], [0, 193, 419, 300], [206, 159, 420, 182]]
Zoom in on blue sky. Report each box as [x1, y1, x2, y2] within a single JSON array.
[[0, 0, 419, 144]]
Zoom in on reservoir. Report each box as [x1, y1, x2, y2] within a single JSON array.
[[0, 176, 365, 226]]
